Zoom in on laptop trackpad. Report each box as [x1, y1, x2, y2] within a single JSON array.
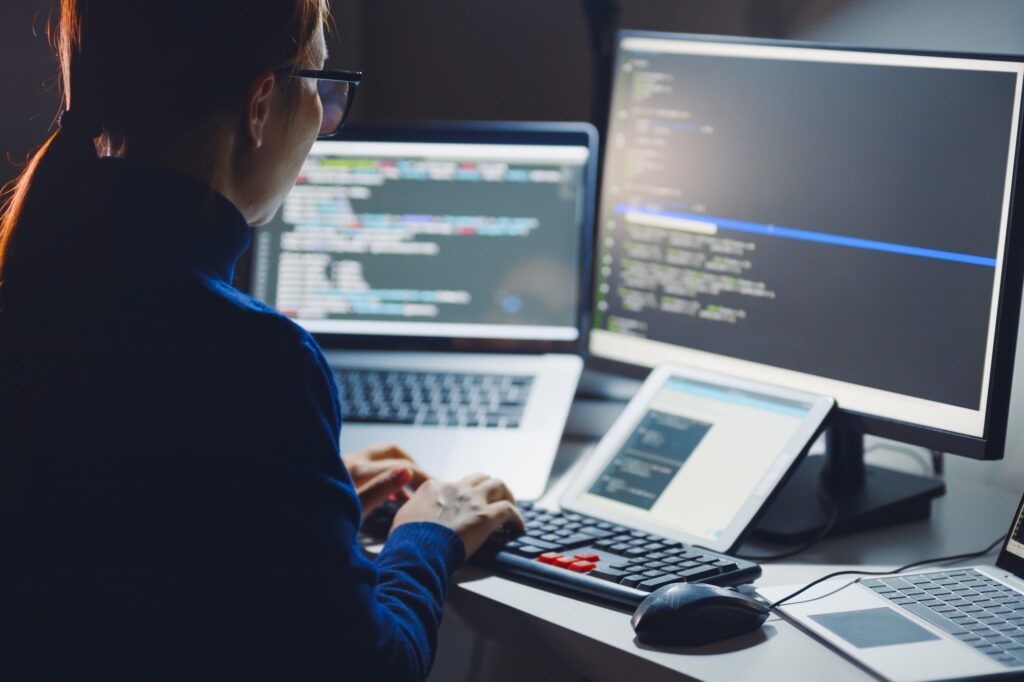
[[809, 608, 940, 648]]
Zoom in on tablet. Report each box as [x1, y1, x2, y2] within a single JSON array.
[[561, 364, 834, 553]]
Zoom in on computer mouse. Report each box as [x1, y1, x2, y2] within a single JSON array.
[[631, 582, 770, 647]]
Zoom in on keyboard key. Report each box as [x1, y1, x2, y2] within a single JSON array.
[[557, 534, 599, 550], [677, 566, 719, 581], [620, 574, 649, 588], [639, 575, 685, 592], [590, 567, 627, 582], [902, 602, 969, 636], [568, 561, 596, 573], [579, 526, 613, 537], [519, 537, 562, 551], [511, 545, 547, 558]]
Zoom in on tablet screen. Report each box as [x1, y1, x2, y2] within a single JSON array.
[[575, 376, 814, 545]]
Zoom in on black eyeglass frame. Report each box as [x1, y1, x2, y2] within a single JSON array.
[[274, 68, 363, 139]]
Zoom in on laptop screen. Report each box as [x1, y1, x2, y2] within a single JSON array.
[[1006, 503, 1024, 560], [249, 130, 591, 342]]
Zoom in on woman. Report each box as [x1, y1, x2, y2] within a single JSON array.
[[0, 1, 523, 679]]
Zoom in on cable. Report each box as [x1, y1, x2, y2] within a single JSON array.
[[734, 487, 839, 562], [864, 442, 933, 476], [769, 534, 1007, 610]]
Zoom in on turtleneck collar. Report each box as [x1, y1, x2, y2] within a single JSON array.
[[94, 157, 251, 283]]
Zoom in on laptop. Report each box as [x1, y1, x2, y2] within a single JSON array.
[[241, 122, 596, 499], [766, 491, 1024, 681]]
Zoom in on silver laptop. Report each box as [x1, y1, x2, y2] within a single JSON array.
[[768, 494, 1024, 681], [243, 122, 596, 499]]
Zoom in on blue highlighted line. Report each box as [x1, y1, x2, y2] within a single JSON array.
[[615, 205, 997, 267]]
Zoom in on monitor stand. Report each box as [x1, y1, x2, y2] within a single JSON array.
[[753, 420, 946, 544]]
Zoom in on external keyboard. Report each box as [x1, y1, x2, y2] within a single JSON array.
[[365, 500, 761, 608], [863, 569, 1024, 667], [335, 369, 533, 428]]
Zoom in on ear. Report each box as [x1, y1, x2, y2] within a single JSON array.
[[243, 72, 277, 150]]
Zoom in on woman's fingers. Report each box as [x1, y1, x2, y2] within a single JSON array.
[[458, 472, 490, 488], [357, 466, 413, 517], [366, 442, 415, 462], [486, 499, 525, 531], [478, 476, 515, 504]]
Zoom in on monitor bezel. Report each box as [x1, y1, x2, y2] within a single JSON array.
[[236, 120, 598, 356], [584, 31, 1024, 461]]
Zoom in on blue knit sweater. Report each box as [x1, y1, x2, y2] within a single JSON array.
[[0, 158, 464, 680]]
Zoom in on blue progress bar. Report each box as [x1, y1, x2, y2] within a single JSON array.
[[614, 204, 997, 267]]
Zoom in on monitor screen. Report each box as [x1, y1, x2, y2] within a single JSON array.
[[589, 33, 1024, 443], [251, 135, 590, 342]]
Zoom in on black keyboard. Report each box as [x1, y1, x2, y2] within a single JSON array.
[[365, 500, 761, 608], [335, 369, 533, 428], [862, 569, 1024, 668]]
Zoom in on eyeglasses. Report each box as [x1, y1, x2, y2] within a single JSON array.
[[276, 68, 363, 139]]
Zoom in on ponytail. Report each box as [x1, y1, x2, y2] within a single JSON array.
[[0, 115, 100, 295]]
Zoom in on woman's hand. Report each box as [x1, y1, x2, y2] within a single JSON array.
[[392, 473, 526, 558], [342, 443, 428, 518]]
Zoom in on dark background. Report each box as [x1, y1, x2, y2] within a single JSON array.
[[0, 0, 854, 190], [9, 0, 1024, 191]]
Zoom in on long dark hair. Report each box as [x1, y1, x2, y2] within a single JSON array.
[[0, 0, 328, 302]]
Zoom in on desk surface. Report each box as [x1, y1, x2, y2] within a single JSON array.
[[439, 434, 1017, 682]]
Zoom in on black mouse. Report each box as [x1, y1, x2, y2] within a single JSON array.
[[631, 582, 770, 647]]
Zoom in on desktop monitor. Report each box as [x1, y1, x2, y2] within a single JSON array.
[[587, 31, 1024, 539]]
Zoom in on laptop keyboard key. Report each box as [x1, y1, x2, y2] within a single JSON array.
[[901, 602, 969, 636]]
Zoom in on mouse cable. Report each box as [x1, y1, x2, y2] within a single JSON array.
[[768, 533, 1007, 610], [732, 486, 840, 563]]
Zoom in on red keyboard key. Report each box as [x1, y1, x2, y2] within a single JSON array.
[[553, 556, 577, 569], [574, 553, 600, 562], [538, 552, 563, 564], [568, 561, 596, 573]]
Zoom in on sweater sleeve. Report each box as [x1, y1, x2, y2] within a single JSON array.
[[195, 324, 466, 681]]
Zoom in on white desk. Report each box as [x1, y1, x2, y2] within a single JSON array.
[[428, 409, 1018, 682]]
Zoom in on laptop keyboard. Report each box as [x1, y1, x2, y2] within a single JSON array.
[[862, 569, 1024, 667], [365, 500, 761, 607], [335, 369, 533, 429]]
